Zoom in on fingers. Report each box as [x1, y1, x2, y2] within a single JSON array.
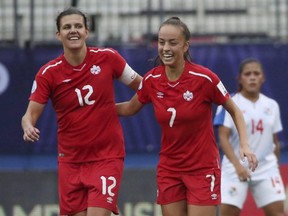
[[241, 154, 258, 172], [23, 128, 40, 142], [238, 163, 251, 182], [239, 152, 245, 162], [246, 154, 258, 172], [239, 176, 251, 182]]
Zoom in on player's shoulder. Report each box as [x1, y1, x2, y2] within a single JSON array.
[[37, 55, 64, 77], [186, 62, 218, 83], [88, 47, 118, 56], [230, 92, 241, 101], [143, 66, 164, 82], [260, 93, 279, 107]]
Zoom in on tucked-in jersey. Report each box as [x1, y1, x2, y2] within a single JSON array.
[[137, 61, 230, 172], [214, 93, 283, 179], [30, 47, 137, 163]]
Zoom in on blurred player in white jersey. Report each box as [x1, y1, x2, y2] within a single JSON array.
[[214, 58, 286, 216]]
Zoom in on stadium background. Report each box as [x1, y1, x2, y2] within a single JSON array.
[[0, 0, 287, 215]]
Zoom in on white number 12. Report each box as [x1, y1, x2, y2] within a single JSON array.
[[100, 176, 116, 197], [75, 85, 95, 106]]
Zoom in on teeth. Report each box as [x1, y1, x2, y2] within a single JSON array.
[[163, 54, 173, 60], [69, 37, 79, 40]]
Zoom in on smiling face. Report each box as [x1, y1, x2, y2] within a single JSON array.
[[238, 62, 265, 95], [158, 24, 189, 68], [56, 14, 89, 51]]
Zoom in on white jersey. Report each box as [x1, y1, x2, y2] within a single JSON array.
[[214, 93, 283, 180]]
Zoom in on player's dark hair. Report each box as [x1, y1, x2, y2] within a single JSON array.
[[154, 17, 193, 66], [237, 58, 264, 92], [56, 7, 89, 32]]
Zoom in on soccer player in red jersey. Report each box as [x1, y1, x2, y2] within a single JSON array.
[[21, 7, 142, 216], [116, 17, 258, 216]]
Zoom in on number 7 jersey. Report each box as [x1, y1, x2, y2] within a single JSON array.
[[137, 61, 230, 172]]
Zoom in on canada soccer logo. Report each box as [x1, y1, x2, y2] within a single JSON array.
[[183, 90, 193, 101], [90, 65, 101, 75]]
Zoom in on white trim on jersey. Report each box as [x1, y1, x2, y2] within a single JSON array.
[[42, 60, 62, 75], [118, 63, 138, 85], [189, 71, 212, 82], [89, 48, 115, 54], [145, 73, 161, 80]]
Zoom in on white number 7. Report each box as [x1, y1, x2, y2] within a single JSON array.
[[167, 107, 176, 127], [206, 174, 215, 192]]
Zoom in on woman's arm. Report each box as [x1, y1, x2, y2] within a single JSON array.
[[223, 98, 258, 171], [21, 101, 45, 142], [127, 74, 142, 91], [116, 94, 144, 116], [218, 126, 252, 181]]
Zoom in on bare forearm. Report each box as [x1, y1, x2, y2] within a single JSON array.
[[223, 98, 248, 150], [22, 112, 38, 129], [116, 102, 138, 116], [219, 127, 240, 167], [222, 142, 240, 167], [231, 110, 249, 149], [116, 94, 143, 116], [21, 101, 45, 142], [128, 74, 142, 91]]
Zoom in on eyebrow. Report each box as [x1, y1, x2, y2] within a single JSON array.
[[62, 22, 83, 27], [158, 38, 177, 41]]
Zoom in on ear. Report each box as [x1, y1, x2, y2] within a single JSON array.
[[237, 74, 242, 85], [84, 29, 89, 40], [261, 75, 265, 84], [184, 41, 189, 52], [56, 31, 62, 42]]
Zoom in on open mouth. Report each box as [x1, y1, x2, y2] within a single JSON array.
[[68, 36, 80, 40], [163, 54, 173, 60]]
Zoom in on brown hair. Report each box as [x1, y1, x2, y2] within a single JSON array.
[[56, 7, 89, 32], [154, 17, 193, 66]]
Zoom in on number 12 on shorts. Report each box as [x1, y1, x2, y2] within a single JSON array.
[[101, 176, 116, 196]]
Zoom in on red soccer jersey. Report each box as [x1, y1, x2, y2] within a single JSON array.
[[137, 61, 230, 172], [30, 47, 127, 163]]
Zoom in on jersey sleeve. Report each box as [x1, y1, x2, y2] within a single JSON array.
[[273, 101, 283, 133], [137, 71, 153, 104], [212, 80, 230, 105], [107, 48, 128, 79], [29, 68, 51, 104], [204, 69, 230, 105]]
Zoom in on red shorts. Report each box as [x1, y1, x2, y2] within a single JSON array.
[[157, 167, 221, 205], [58, 158, 124, 215]]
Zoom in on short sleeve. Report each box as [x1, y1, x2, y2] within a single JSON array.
[[273, 101, 283, 134], [137, 73, 152, 104]]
